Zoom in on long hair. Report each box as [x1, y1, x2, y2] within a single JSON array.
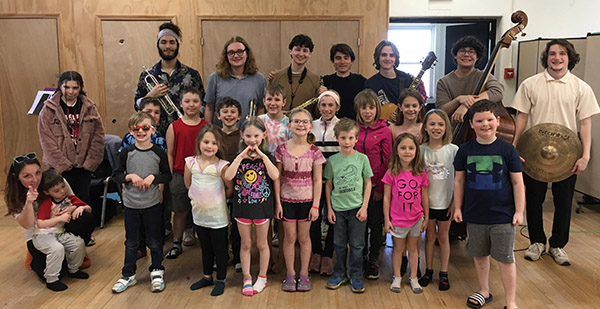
[[541, 39, 580, 71], [289, 108, 316, 144], [354, 89, 381, 125], [239, 117, 270, 154], [216, 36, 259, 79], [388, 133, 424, 176], [373, 40, 400, 70], [194, 124, 225, 160], [56, 71, 86, 96], [5, 158, 41, 215], [394, 89, 424, 126], [421, 109, 453, 145]]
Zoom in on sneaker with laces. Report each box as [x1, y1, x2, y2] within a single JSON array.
[[150, 269, 165, 292], [524, 243, 545, 261], [390, 276, 401, 293], [326, 276, 348, 289], [548, 247, 571, 266], [365, 262, 380, 279], [350, 278, 365, 293], [112, 275, 137, 293]]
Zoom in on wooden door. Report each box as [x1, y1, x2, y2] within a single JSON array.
[[280, 20, 360, 77], [200, 20, 281, 82], [0, 17, 60, 183], [101, 19, 170, 136]]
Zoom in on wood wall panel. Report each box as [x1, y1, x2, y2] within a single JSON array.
[[0, 17, 60, 180], [0, 0, 388, 181]]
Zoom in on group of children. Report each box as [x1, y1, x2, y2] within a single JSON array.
[[103, 80, 522, 309]]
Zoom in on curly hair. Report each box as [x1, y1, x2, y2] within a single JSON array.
[[451, 36, 485, 63], [541, 39, 580, 71], [373, 40, 400, 70], [216, 36, 259, 79], [289, 34, 314, 52]]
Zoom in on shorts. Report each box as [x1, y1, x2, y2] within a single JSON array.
[[467, 223, 515, 263], [390, 216, 424, 239], [170, 173, 191, 213], [235, 218, 269, 226], [429, 209, 451, 221], [282, 201, 312, 222]]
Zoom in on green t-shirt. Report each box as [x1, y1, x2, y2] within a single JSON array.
[[324, 151, 374, 211]]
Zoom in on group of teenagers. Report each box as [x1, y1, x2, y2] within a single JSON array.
[[5, 20, 599, 309]]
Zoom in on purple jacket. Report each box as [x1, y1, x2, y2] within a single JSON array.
[[38, 93, 105, 173], [356, 119, 392, 194]]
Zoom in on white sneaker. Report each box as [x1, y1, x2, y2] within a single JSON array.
[[183, 228, 196, 246], [548, 247, 571, 266], [112, 275, 137, 293], [390, 276, 401, 293], [150, 269, 165, 292], [524, 243, 545, 261]]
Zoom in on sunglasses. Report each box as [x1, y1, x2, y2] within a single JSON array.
[[13, 152, 37, 164], [130, 125, 154, 132]]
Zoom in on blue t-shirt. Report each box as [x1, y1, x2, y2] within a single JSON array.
[[453, 138, 522, 224]]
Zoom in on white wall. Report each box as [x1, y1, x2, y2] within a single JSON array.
[[390, 0, 600, 103]]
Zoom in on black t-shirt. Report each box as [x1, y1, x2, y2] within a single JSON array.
[[323, 73, 367, 120], [364, 69, 413, 104], [232, 155, 275, 220]]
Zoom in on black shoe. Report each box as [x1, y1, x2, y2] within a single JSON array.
[[69, 270, 89, 279], [418, 269, 433, 287], [365, 262, 380, 279], [46, 280, 68, 291]]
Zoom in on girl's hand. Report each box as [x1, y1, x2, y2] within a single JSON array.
[[239, 146, 257, 160], [26, 186, 38, 205], [372, 191, 383, 201], [384, 220, 393, 234], [253, 146, 268, 160], [327, 208, 336, 225], [356, 207, 368, 222], [275, 204, 283, 220], [421, 218, 428, 233], [446, 207, 454, 220], [72, 207, 85, 219], [308, 207, 319, 222]]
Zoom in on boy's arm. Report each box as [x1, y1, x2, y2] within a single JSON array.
[[166, 124, 175, 173], [452, 171, 465, 222], [357, 177, 371, 222], [37, 213, 70, 228], [68, 195, 92, 213], [325, 179, 335, 224], [510, 171, 525, 225], [111, 149, 129, 184], [152, 147, 173, 184], [204, 103, 214, 124]]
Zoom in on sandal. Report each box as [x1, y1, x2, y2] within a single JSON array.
[[467, 292, 493, 308], [165, 246, 182, 259]]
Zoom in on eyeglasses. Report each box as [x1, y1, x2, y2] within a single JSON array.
[[227, 49, 246, 57], [13, 152, 37, 164], [457, 48, 476, 55], [130, 125, 154, 131], [291, 119, 311, 125]]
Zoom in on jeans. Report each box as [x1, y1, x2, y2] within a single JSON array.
[[310, 186, 334, 257], [195, 225, 229, 280], [364, 197, 383, 263], [524, 173, 577, 248], [122, 204, 164, 277], [333, 207, 367, 280]]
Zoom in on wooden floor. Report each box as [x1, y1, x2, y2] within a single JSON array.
[[1, 192, 600, 308]]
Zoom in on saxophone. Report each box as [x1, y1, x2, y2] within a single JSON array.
[[294, 76, 323, 110]]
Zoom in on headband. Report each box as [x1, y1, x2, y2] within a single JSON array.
[[157, 29, 179, 42], [318, 90, 340, 106]]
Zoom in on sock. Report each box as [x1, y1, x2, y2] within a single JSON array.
[[410, 277, 423, 294], [253, 275, 267, 293], [211, 280, 226, 296], [173, 238, 182, 248], [46, 280, 68, 291], [242, 278, 253, 296], [69, 270, 89, 279], [190, 277, 213, 290]]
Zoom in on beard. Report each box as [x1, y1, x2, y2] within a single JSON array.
[[158, 45, 179, 61]]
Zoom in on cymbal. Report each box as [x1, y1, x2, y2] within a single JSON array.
[[516, 123, 582, 182]]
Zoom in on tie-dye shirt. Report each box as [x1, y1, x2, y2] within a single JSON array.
[[186, 157, 229, 229], [258, 114, 292, 154], [275, 143, 326, 203]]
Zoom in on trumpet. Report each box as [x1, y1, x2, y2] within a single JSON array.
[[247, 99, 256, 120], [142, 66, 183, 119]]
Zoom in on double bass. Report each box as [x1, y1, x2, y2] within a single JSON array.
[[452, 10, 528, 144]]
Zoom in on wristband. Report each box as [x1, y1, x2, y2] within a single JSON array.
[[311, 205, 319, 210]]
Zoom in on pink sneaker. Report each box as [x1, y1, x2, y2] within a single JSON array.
[[309, 254, 321, 273], [320, 257, 333, 276]]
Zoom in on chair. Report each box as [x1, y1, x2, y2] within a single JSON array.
[[91, 134, 122, 228]]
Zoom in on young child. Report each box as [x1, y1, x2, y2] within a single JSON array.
[[309, 90, 341, 276], [223, 117, 280, 296], [216, 96, 243, 272], [418, 109, 458, 291], [185, 125, 231, 296], [324, 118, 373, 293], [36, 170, 90, 291], [389, 89, 424, 143], [354, 89, 393, 279], [258, 84, 292, 154], [165, 87, 208, 258], [383, 133, 429, 294], [453, 100, 524, 309], [120, 97, 167, 151], [112, 111, 172, 293], [274, 108, 325, 292]]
